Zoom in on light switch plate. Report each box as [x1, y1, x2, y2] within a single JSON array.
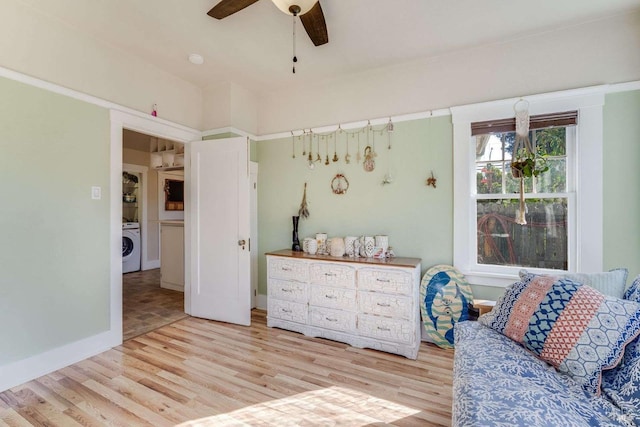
[[91, 186, 101, 200]]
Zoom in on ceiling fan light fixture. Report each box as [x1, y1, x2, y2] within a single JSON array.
[[271, 0, 317, 16]]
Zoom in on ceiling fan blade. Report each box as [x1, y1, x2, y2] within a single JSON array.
[[207, 0, 261, 19], [300, 2, 328, 46]]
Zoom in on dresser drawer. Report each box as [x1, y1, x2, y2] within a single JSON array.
[[268, 279, 307, 303], [358, 292, 413, 320], [357, 314, 415, 344], [358, 268, 412, 295], [309, 285, 356, 310], [268, 299, 308, 324], [309, 263, 355, 288], [269, 257, 308, 282], [310, 307, 356, 333]]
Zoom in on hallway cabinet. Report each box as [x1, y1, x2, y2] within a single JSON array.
[[160, 221, 184, 292]]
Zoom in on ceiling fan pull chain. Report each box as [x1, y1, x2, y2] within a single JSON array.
[[292, 13, 298, 73]]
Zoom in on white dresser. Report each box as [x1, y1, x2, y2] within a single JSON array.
[[266, 250, 421, 359]]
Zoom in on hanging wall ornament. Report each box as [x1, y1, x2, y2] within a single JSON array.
[[331, 174, 349, 195], [363, 146, 376, 172], [291, 131, 296, 159], [426, 171, 437, 188], [302, 130, 307, 156], [315, 134, 321, 162], [298, 182, 310, 218], [356, 133, 362, 163], [345, 133, 351, 164], [332, 133, 339, 162], [324, 136, 330, 165]]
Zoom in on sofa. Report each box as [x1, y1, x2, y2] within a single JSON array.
[[452, 272, 640, 427]]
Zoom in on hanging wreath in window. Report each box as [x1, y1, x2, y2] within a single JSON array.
[[331, 174, 349, 195]]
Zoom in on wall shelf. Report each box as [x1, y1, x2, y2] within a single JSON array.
[[150, 139, 184, 170]]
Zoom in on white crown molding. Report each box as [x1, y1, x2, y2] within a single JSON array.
[[0, 66, 201, 136], [207, 80, 639, 143], [202, 126, 258, 141], [606, 80, 640, 94]]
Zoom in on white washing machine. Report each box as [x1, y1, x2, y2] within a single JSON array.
[[122, 222, 141, 273]]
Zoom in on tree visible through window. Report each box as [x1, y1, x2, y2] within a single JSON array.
[[474, 126, 572, 270]]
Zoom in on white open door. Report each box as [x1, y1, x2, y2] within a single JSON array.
[[186, 137, 251, 326]]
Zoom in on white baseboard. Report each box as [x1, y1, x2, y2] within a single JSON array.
[[0, 330, 120, 392], [161, 281, 184, 292], [256, 293, 267, 310], [142, 259, 160, 270]]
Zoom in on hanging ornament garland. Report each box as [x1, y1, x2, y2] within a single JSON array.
[[288, 120, 396, 179]]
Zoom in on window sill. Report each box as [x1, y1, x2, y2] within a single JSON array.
[[461, 270, 521, 288]]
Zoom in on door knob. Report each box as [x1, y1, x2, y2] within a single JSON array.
[[238, 239, 246, 246]]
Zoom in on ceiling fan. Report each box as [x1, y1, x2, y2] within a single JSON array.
[[207, 0, 329, 47]]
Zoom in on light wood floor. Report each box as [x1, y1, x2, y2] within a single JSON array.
[[0, 311, 454, 426], [123, 269, 188, 341]]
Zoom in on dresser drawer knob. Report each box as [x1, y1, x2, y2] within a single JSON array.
[[281, 267, 292, 271], [282, 288, 293, 292], [324, 272, 336, 277], [281, 308, 292, 313], [376, 278, 391, 283], [377, 326, 391, 331], [325, 294, 337, 299], [376, 302, 391, 307], [325, 317, 338, 322]]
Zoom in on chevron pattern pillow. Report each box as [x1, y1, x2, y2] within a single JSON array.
[[480, 273, 640, 395]]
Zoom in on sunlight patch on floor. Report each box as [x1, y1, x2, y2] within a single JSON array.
[[175, 386, 420, 426]]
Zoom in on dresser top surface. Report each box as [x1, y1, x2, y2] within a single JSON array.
[[266, 249, 421, 268]]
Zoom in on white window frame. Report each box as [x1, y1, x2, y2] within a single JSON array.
[[451, 88, 605, 288]]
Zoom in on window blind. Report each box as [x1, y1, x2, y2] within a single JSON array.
[[471, 110, 578, 136]]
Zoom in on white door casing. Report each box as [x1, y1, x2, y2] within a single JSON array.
[[187, 137, 251, 326]]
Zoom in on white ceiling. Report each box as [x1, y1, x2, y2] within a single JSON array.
[[15, 0, 640, 97]]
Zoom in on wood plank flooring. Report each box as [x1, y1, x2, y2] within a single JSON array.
[[0, 311, 454, 426], [123, 269, 188, 341]]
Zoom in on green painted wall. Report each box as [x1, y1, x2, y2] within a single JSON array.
[[0, 77, 110, 364], [257, 91, 640, 301], [257, 117, 454, 295], [603, 90, 640, 280]]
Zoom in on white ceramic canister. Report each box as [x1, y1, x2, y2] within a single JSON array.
[[329, 237, 345, 257], [307, 239, 318, 255], [302, 237, 313, 253], [364, 236, 375, 257], [375, 235, 389, 253], [344, 236, 357, 257], [353, 239, 361, 258], [316, 233, 328, 255], [359, 236, 367, 257]]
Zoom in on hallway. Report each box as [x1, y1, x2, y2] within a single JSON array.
[[123, 269, 187, 340]]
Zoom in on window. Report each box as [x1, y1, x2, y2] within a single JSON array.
[[474, 113, 576, 271], [451, 90, 604, 288]]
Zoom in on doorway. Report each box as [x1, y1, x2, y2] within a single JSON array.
[[122, 128, 186, 339], [110, 110, 258, 345]]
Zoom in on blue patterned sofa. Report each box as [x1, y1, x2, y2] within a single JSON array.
[[452, 272, 640, 427]]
